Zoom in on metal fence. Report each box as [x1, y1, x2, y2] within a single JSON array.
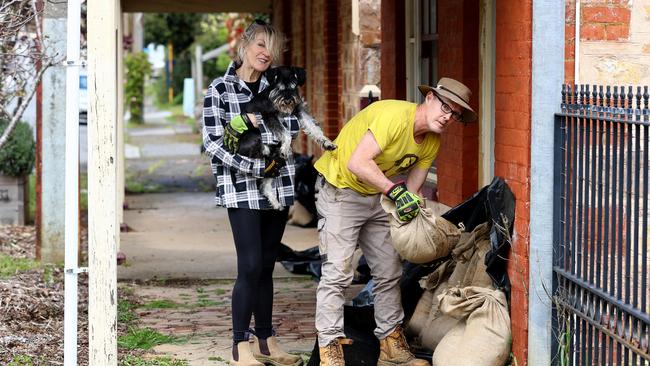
[[553, 84, 650, 365]]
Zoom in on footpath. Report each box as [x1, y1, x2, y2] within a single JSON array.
[[117, 105, 320, 364]]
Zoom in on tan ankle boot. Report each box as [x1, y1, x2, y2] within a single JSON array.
[[319, 338, 353, 366], [231, 341, 265, 366], [251, 335, 303, 366], [378, 326, 429, 366]]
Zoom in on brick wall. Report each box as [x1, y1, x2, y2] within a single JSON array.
[[436, 0, 480, 207], [340, 0, 358, 126], [276, 0, 376, 156], [565, 0, 637, 85], [380, 0, 406, 100], [496, 0, 533, 364]]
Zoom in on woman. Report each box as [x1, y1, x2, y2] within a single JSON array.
[[202, 20, 302, 366]]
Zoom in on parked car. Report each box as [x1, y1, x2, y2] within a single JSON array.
[[79, 70, 88, 125]]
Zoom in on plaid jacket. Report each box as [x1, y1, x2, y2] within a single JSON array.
[[202, 61, 299, 209]]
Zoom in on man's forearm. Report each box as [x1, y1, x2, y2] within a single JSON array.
[[348, 159, 394, 194]]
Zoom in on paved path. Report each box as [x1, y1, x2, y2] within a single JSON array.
[[127, 279, 317, 365], [118, 192, 320, 280]]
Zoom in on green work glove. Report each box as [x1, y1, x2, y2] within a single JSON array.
[[386, 181, 421, 222], [224, 114, 255, 153], [263, 156, 286, 178]]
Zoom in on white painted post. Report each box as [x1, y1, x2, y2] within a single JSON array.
[[63, 0, 81, 364], [117, 12, 125, 231], [87, 0, 119, 363]]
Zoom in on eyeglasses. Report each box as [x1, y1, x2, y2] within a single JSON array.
[[434, 93, 463, 122]]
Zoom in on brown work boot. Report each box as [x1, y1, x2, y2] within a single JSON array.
[[378, 326, 429, 366], [251, 335, 303, 366], [319, 338, 353, 366], [231, 341, 265, 366]]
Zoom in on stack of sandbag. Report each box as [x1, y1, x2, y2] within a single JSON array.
[[406, 222, 511, 366], [432, 286, 510, 365], [380, 196, 461, 264]]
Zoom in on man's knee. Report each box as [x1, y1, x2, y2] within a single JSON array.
[[320, 260, 355, 288]]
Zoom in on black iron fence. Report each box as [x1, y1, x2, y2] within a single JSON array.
[[553, 84, 650, 365]]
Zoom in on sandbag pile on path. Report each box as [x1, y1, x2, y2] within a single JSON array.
[[382, 193, 512, 366]]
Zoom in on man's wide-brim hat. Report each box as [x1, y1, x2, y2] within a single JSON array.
[[418, 78, 477, 122]]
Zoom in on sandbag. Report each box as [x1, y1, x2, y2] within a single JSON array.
[[380, 196, 461, 264], [432, 286, 511, 366], [417, 261, 459, 350], [448, 222, 492, 289], [418, 223, 493, 350], [406, 289, 432, 338]]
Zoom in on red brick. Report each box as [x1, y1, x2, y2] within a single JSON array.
[[581, 23, 607, 41], [495, 128, 531, 149], [582, 5, 631, 24], [605, 24, 630, 40], [565, 24, 576, 42], [565, 60, 576, 84], [495, 144, 530, 167]]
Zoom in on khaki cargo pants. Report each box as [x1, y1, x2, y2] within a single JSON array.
[[315, 177, 404, 347]]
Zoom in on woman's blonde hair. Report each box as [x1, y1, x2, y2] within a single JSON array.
[[236, 20, 285, 66]]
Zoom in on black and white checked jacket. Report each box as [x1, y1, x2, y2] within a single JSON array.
[[202, 61, 299, 209]]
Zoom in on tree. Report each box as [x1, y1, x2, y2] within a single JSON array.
[[0, 0, 57, 150]]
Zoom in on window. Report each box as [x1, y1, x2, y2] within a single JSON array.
[[407, 0, 439, 187]]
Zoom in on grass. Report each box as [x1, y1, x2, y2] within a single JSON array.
[[125, 172, 163, 194], [213, 288, 226, 296], [208, 356, 225, 362], [8, 354, 39, 366], [0, 253, 40, 278], [140, 299, 181, 309], [193, 299, 223, 308], [147, 160, 165, 175], [164, 104, 194, 129], [190, 164, 208, 178], [118, 327, 187, 350], [118, 298, 139, 325], [122, 355, 189, 366]]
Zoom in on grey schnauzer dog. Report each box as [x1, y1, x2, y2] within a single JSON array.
[[237, 66, 336, 210]]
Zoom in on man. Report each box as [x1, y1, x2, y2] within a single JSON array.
[[314, 78, 477, 366]]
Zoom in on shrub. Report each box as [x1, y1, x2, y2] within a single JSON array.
[[125, 52, 152, 123], [0, 120, 35, 177]]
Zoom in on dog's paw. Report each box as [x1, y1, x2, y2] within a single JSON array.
[[323, 141, 337, 151]]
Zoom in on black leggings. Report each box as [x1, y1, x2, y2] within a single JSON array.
[[227, 207, 289, 343]]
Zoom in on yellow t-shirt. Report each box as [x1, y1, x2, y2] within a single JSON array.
[[315, 99, 440, 195]]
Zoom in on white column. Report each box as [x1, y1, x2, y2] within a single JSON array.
[[87, 0, 119, 363], [41, 0, 67, 263], [117, 10, 125, 232], [529, 1, 565, 365], [478, 0, 495, 188]]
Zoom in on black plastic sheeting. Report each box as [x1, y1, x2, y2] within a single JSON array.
[[279, 177, 515, 366], [440, 176, 516, 292], [293, 154, 320, 228]]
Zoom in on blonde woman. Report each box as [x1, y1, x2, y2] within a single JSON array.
[[202, 20, 302, 366]]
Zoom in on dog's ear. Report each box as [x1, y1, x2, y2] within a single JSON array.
[[292, 67, 306, 86], [265, 67, 278, 84]]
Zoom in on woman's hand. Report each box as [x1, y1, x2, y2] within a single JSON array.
[[223, 114, 256, 153]]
